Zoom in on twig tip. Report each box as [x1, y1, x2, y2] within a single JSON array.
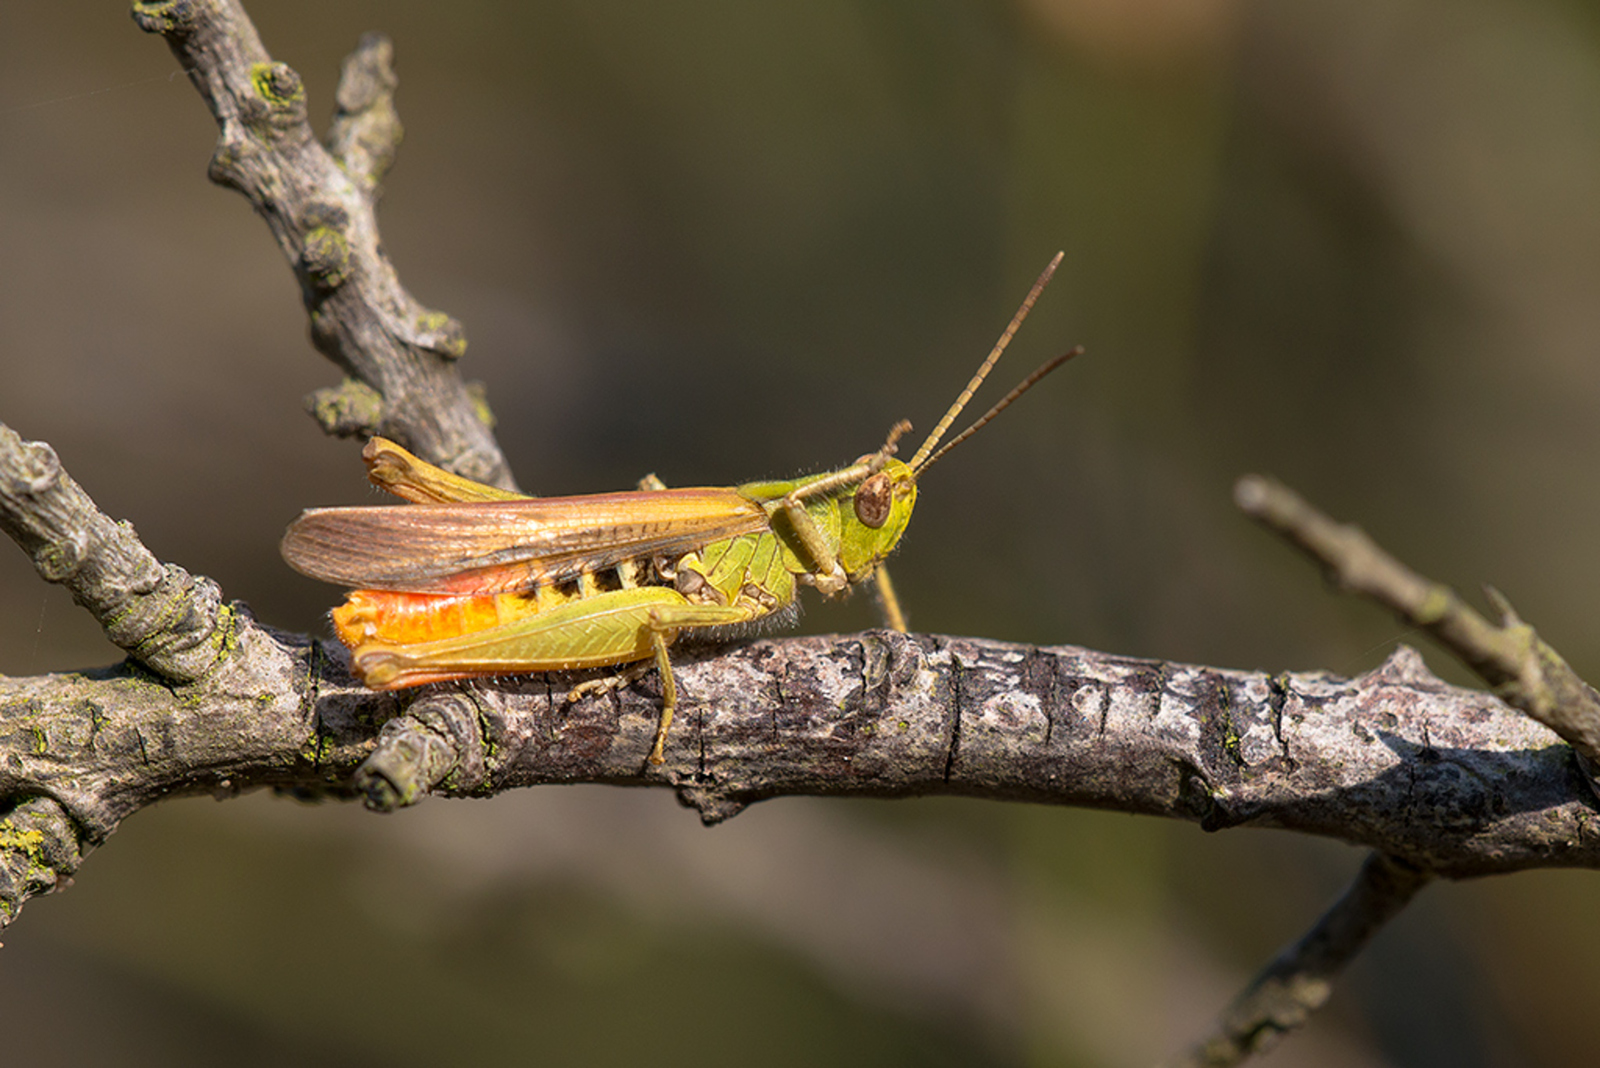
[[1233, 474, 1272, 514]]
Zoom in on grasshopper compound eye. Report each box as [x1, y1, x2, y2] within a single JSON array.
[[854, 472, 893, 529]]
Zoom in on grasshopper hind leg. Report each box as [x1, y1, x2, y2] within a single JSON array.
[[563, 619, 681, 766], [560, 597, 764, 765], [645, 626, 677, 765]]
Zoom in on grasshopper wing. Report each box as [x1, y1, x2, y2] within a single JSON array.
[[281, 488, 771, 594]]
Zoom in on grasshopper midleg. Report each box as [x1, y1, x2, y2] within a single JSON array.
[[282, 253, 1078, 765]]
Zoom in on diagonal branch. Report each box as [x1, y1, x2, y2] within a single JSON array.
[[0, 424, 226, 684], [1166, 852, 1434, 1068], [129, 0, 512, 486]]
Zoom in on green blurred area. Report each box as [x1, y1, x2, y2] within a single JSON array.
[[3, 1, 1600, 1065]]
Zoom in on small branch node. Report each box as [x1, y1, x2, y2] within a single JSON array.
[[120, 570, 233, 683], [327, 32, 402, 192], [247, 60, 308, 132], [393, 309, 469, 361], [1481, 584, 1520, 628], [7, 436, 63, 496], [129, 1, 198, 37], [0, 797, 85, 929], [676, 786, 752, 825], [299, 224, 352, 291], [353, 691, 486, 811], [306, 379, 386, 438]]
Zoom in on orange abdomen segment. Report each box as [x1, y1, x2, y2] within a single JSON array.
[[332, 589, 540, 648]]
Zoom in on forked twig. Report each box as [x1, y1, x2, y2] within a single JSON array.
[[1171, 474, 1600, 1063]]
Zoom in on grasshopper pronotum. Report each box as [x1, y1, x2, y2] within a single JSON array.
[[282, 254, 1078, 763]]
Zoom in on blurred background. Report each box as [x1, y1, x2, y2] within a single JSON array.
[[2, 1, 1598, 1064]]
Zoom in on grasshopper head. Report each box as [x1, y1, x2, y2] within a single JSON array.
[[837, 253, 1079, 589], [837, 457, 918, 582]]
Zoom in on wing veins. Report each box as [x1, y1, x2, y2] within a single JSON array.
[[282, 488, 770, 594]]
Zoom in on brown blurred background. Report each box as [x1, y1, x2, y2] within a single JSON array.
[[3, 1, 1598, 1065]]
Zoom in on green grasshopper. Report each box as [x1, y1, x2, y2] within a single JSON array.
[[281, 253, 1077, 763]]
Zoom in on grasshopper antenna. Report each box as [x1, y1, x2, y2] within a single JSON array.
[[908, 251, 1064, 471], [911, 347, 1083, 476]]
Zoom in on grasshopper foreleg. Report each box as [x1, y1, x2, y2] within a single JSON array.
[[777, 420, 913, 597], [779, 493, 848, 595], [871, 565, 908, 633]]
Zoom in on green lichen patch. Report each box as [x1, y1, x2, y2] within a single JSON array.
[[301, 226, 352, 289], [413, 310, 468, 359], [0, 814, 57, 911], [299, 729, 332, 767], [465, 380, 497, 429], [250, 62, 305, 107], [209, 602, 244, 663], [473, 705, 500, 765], [0, 822, 46, 861], [307, 379, 385, 436], [1221, 718, 1244, 766]]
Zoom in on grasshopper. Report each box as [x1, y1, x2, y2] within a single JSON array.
[[281, 253, 1078, 764]]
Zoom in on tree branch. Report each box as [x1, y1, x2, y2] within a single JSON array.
[[2, 427, 1597, 930], [0, 425, 225, 684], [129, 0, 512, 486]]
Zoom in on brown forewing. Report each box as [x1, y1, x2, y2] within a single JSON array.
[[280, 488, 772, 593]]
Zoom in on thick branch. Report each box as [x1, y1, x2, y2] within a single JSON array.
[[128, 0, 512, 486], [2, 429, 1597, 932], [4, 627, 1597, 917]]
